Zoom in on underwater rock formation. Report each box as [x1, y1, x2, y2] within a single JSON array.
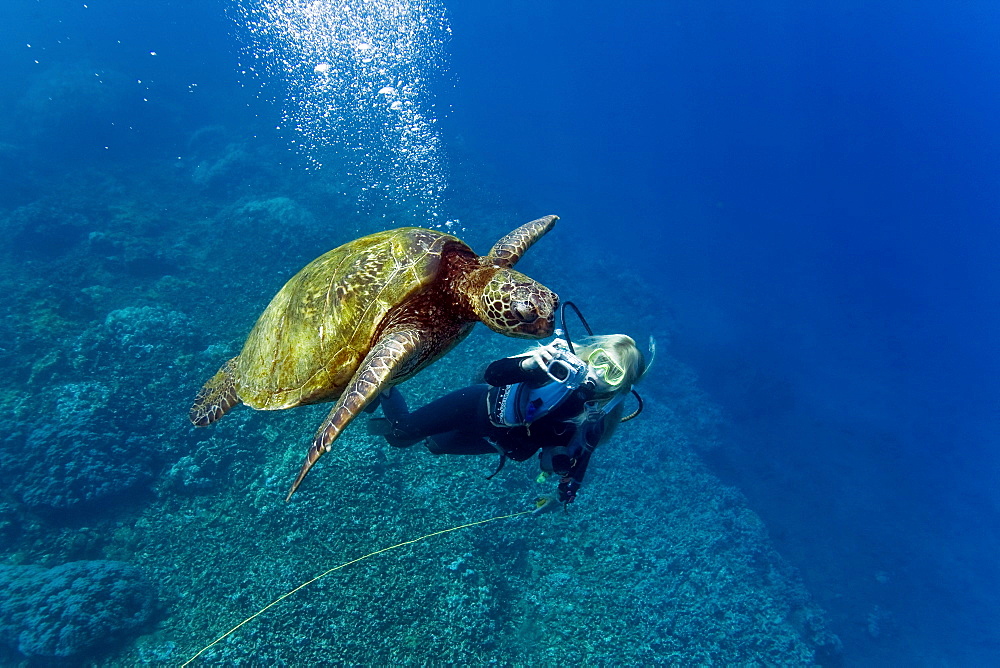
[[0, 560, 155, 659], [4, 377, 150, 511], [3, 202, 90, 259], [100, 306, 199, 359], [10, 421, 150, 511]]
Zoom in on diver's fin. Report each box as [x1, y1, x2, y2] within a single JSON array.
[[366, 418, 393, 436]]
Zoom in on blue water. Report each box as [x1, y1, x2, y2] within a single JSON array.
[[0, 0, 997, 664], [449, 2, 1000, 661]]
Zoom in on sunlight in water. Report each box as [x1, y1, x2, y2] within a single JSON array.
[[232, 0, 450, 218]]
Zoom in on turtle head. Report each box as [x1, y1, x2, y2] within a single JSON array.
[[471, 266, 558, 338]]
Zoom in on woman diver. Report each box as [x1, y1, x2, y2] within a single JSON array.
[[368, 320, 650, 510]]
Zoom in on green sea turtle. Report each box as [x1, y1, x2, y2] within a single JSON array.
[[189, 215, 560, 499]]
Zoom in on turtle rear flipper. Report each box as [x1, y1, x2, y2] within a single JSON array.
[[190, 358, 242, 426], [286, 329, 422, 500]]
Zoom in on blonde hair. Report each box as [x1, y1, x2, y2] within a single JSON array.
[[574, 334, 646, 396]]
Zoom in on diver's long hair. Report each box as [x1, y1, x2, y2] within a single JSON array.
[[573, 334, 646, 397]]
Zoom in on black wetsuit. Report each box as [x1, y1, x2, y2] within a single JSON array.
[[382, 356, 606, 504]]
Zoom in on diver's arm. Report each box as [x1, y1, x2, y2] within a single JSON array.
[[557, 450, 591, 504], [557, 418, 604, 504], [485, 341, 568, 386], [483, 356, 549, 387]]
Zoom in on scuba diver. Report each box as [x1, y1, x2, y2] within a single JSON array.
[[368, 306, 650, 510]]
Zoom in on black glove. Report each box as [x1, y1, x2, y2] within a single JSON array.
[[558, 476, 580, 505]]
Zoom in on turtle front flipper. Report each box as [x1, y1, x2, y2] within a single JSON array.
[[486, 215, 558, 268], [286, 329, 422, 500], [190, 358, 242, 426]]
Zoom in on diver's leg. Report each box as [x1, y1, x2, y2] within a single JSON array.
[[426, 431, 496, 455], [368, 387, 417, 446], [393, 385, 488, 436], [379, 386, 409, 420], [371, 385, 489, 447]]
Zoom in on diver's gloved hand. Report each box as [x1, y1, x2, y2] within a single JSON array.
[[531, 493, 562, 515]]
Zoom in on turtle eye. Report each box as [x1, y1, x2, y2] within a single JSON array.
[[513, 301, 539, 323]]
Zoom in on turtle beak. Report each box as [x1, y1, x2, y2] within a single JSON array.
[[526, 314, 555, 338], [510, 289, 557, 338]]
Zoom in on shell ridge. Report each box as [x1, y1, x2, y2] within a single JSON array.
[[342, 238, 403, 345], [342, 234, 438, 347], [318, 247, 357, 374]]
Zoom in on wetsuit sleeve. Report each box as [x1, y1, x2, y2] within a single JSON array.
[[557, 418, 605, 504], [483, 356, 549, 387]]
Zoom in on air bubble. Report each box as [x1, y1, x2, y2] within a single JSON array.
[[231, 0, 450, 220]]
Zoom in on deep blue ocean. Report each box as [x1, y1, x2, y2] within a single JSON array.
[[0, 0, 996, 665]]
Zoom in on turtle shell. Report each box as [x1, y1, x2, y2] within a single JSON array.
[[233, 227, 465, 410]]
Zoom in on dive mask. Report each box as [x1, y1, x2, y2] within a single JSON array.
[[588, 348, 626, 386]]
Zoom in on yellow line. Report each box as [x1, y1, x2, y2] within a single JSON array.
[[181, 509, 532, 666]]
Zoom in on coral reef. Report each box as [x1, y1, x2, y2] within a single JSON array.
[[9, 420, 149, 511], [3, 378, 149, 511], [109, 369, 840, 666], [3, 202, 91, 259], [1, 304, 202, 511], [0, 560, 155, 659], [101, 306, 199, 359]]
